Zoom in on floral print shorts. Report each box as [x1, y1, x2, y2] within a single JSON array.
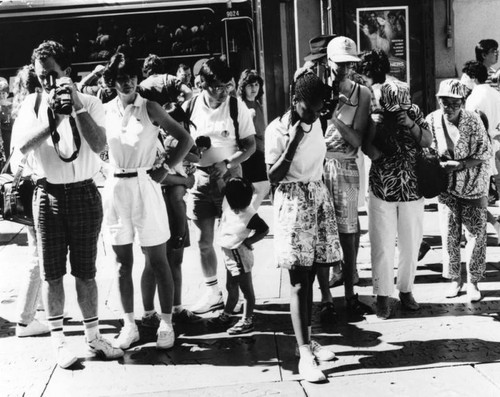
[[273, 180, 343, 269]]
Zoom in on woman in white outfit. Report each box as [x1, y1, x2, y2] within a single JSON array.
[[102, 53, 193, 350]]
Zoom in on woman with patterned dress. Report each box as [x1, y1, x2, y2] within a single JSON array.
[[426, 79, 492, 302], [362, 79, 432, 319], [266, 70, 341, 383]]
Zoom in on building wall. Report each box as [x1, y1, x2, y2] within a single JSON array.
[[454, 0, 500, 74], [294, 0, 322, 67]]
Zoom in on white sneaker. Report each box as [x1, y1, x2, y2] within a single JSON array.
[[16, 319, 49, 337], [190, 290, 224, 314], [298, 356, 326, 383], [467, 282, 481, 302], [310, 340, 336, 361], [157, 323, 175, 349], [88, 335, 124, 360], [54, 342, 78, 369], [113, 325, 140, 349]]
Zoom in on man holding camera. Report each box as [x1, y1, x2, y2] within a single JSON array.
[[12, 41, 123, 368]]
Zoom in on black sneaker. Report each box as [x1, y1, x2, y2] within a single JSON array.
[[173, 308, 202, 324], [207, 313, 232, 331], [227, 318, 254, 335], [318, 302, 337, 324], [141, 312, 161, 328], [346, 294, 373, 315]]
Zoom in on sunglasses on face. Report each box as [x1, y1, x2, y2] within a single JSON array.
[[439, 100, 462, 110], [210, 82, 234, 93]]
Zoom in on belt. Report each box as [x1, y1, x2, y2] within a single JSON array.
[[113, 169, 153, 178], [36, 178, 94, 190]]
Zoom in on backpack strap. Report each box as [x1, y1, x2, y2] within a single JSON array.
[[229, 95, 240, 148]]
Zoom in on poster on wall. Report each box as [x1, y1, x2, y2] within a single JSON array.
[[356, 6, 409, 83]]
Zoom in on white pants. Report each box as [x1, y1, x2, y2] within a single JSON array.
[[16, 226, 43, 325], [368, 193, 424, 296]]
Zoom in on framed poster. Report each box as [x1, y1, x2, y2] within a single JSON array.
[[356, 6, 409, 83]]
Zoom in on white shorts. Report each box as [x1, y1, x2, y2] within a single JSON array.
[[103, 169, 169, 247]]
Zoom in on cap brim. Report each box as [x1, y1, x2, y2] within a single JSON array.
[[436, 92, 463, 98], [304, 52, 326, 61], [328, 54, 361, 63]]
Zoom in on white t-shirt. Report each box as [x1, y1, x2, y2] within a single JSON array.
[[265, 112, 326, 183], [216, 206, 256, 249], [183, 92, 255, 167], [11, 91, 105, 184]]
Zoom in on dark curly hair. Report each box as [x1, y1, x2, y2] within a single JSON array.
[[237, 69, 264, 101], [356, 49, 390, 85], [142, 53, 165, 77], [31, 40, 71, 70], [462, 60, 488, 84], [103, 52, 142, 88]]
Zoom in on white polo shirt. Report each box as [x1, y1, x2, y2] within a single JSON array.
[[11, 91, 105, 184]]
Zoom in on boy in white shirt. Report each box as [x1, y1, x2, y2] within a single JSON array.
[[210, 177, 269, 334]]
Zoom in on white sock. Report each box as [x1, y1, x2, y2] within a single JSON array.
[[298, 344, 313, 359], [160, 313, 173, 327], [143, 310, 156, 317], [123, 313, 136, 328], [205, 276, 219, 293]]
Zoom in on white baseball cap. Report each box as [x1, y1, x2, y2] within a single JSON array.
[[327, 36, 361, 63]]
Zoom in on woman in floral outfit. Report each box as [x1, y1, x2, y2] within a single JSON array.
[[426, 79, 491, 302]]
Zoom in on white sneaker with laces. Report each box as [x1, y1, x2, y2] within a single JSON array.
[[88, 335, 124, 360], [54, 342, 78, 369], [16, 319, 50, 337], [190, 290, 224, 314], [298, 356, 326, 383], [157, 323, 175, 349], [310, 340, 336, 361], [113, 325, 140, 349]]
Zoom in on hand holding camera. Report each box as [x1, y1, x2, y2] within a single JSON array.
[[47, 72, 83, 115]]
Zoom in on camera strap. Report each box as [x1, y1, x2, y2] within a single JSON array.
[[47, 108, 81, 163]]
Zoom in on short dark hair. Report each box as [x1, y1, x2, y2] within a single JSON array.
[[224, 177, 253, 210], [475, 39, 498, 62], [292, 68, 330, 104], [177, 63, 190, 73], [199, 57, 232, 89], [103, 52, 141, 88], [356, 49, 390, 84], [237, 69, 264, 101], [143, 54, 165, 76], [31, 40, 71, 70], [462, 60, 488, 84]]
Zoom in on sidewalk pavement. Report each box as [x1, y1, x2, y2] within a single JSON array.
[[2, 200, 500, 396]]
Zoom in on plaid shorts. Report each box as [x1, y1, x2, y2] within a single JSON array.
[[33, 179, 103, 281]]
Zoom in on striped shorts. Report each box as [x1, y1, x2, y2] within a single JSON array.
[[221, 244, 254, 277]]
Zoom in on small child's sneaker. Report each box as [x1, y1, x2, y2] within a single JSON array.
[[227, 317, 254, 335]]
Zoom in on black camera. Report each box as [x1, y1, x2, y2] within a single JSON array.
[[321, 81, 339, 120], [47, 72, 73, 115]]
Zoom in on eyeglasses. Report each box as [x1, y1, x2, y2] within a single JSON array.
[[489, 49, 499, 54], [439, 100, 462, 110], [210, 82, 234, 93]]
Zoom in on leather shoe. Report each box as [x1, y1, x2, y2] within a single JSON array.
[[399, 292, 420, 311], [376, 295, 391, 319]]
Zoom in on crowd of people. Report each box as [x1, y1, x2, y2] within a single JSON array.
[[1, 34, 499, 383]]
